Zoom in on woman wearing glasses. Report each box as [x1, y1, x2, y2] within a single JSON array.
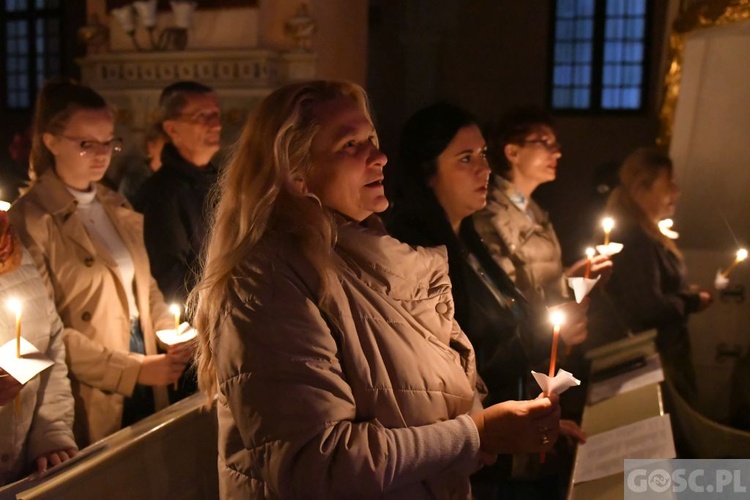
[[474, 107, 611, 311], [9, 80, 190, 447]]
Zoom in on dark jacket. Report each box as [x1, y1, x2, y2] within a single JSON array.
[[591, 220, 701, 395], [387, 189, 535, 406], [134, 143, 218, 304]]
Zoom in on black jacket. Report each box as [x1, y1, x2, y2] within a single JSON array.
[[591, 220, 700, 395], [134, 143, 218, 304]]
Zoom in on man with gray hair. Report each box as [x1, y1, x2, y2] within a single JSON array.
[[135, 81, 221, 307]]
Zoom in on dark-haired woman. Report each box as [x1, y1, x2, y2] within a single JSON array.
[[9, 81, 190, 446], [387, 102, 586, 498]]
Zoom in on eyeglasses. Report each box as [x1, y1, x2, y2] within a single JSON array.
[[59, 136, 123, 156], [176, 110, 221, 125], [521, 138, 561, 153]]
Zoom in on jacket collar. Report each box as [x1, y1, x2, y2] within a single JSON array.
[[489, 175, 550, 226], [334, 214, 452, 301], [160, 142, 217, 181], [33, 169, 129, 217]]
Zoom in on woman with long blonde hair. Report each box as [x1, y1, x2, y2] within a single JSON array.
[[596, 147, 712, 400], [191, 80, 562, 498]]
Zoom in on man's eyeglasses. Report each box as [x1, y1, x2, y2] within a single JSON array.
[[177, 110, 221, 125], [521, 138, 561, 153], [59, 136, 123, 156]]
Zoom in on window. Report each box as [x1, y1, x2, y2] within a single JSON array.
[[3, 0, 61, 110], [550, 0, 650, 111]]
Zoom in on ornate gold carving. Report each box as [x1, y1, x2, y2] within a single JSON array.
[[658, 0, 750, 147]]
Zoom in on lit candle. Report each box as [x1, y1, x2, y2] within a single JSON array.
[[7, 299, 22, 358], [7, 299, 22, 417], [601, 217, 615, 246], [169, 304, 181, 335], [721, 248, 748, 279], [548, 311, 565, 378], [584, 247, 595, 279], [169, 303, 181, 391]]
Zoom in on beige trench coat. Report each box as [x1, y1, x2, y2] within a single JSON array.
[[215, 217, 483, 499], [9, 170, 174, 446]]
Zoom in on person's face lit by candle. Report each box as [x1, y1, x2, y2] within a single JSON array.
[[306, 97, 388, 222], [506, 125, 561, 196], [428, 125, 491, 233]]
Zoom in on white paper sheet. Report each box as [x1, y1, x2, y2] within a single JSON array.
[[595, 242, 624, 257], [566, 276, 601, 303], [588, 354, 664, 405], [531, 368, 581, 395], [0, 337, 54, 384], [714, 269, 730, 290], [572, 414, 675, 484], [156, 322, 197, 346]]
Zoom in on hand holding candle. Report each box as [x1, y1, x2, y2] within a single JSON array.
[[721, 248, 748, 279]]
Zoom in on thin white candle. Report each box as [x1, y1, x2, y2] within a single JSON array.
[[722, 248, 748, 279], [601, 217, 615, 246]]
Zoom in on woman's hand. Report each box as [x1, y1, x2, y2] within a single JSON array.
[[0, 370, 22, 406], [137, 354, 187, 386], [167, 342, 194, 364], [470, 393, 561, 455], [35, 448, 78, 473], [559, 419, 587, 445], [697, 290, 713, 311], [549, 300, 589, 346]]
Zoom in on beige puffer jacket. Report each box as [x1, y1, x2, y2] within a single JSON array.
[[0, 249, 76, 485], [214, 217, 482, 499], [473, 177, 566, 306]]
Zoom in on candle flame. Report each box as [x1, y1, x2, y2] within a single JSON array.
[[601, 217, 615, 232], [585, 247, 595, 258], [169, 304, 181, 316], [737, 249, 748, 262], [6, 299, 21, 316], [549, 311, 565, 326]]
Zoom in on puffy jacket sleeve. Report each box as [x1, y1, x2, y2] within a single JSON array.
[[27, 296, 77, 459], [215, 260, 481, 498]]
